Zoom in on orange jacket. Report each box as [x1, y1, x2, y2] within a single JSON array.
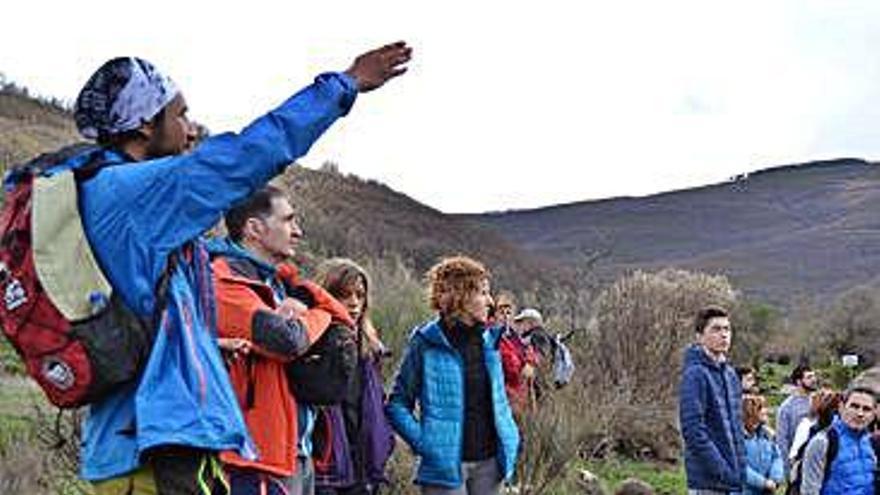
[[212, 256, 352, 477]]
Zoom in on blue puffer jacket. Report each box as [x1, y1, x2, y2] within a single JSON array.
[[743, 425, 784, 495], [65, 72, 359, 481], [821, 416, 875, 495], [386, 318, 520, 488], [679, 344, 745, 492]]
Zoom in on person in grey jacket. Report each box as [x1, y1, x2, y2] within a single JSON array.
[[777, 364, 818, 475]]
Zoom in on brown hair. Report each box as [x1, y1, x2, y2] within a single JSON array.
[[426, 256, 489, 318], [224, 186, 288, 242], [314, 258, 371, 321], [314, 258, 382, 354], [494, 290, 517, 309], [694, 305, 729, 334], [810, 388, 842, 429], [742, 394, 767, 434]]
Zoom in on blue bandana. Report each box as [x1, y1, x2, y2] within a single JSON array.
[[74, 57, 179, 139]]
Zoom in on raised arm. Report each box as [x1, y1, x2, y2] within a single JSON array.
[[98, 43, 412, 282]]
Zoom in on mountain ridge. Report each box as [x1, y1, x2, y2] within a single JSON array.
[[3, 85, 878, 308]]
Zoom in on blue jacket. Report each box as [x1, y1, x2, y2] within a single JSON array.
[[743, 425, 784, 495], [679, 344, 746, 492], [386, 318, 520, 488], [66, 72, 358, 481], [821, 416, 875, 495]]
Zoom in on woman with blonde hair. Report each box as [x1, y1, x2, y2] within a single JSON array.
[[312, 258, 394, 495], [742, 394, 784, 494], [386, 256, 519, 494]]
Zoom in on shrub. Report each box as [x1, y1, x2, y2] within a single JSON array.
[[583, 268, 737, 459], [512, 384, 607, 495], [823, 285, 880, 366]]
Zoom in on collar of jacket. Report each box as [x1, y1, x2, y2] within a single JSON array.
[[746, 424, 773, 440], [685, 343, 728, 371], [205, 237, 277, 278], [418, 317, 502, 350], [833, 414, 869, 439]]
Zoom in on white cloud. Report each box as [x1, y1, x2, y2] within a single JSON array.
[[3, 0, 880, 212]]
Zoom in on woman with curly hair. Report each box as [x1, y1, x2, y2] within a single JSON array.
[[386, 256, 520, 494], [742, 394, 784, 494]]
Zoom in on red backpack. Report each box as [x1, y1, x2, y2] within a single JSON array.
[[0, 145, 158, 407]]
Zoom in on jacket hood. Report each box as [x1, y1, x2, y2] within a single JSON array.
[[684, 343, 724, 370], [205, 237, 277, 279]]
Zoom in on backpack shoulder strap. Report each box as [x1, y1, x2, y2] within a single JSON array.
[[822, 426, 840, 482], [30, 143, 98, 175]]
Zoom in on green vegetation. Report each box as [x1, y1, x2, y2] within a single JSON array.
[[758, 362, 792, 409], [581, 458, 686, 495], [0, 384, 36, 457], [0, 338, 25, 375]]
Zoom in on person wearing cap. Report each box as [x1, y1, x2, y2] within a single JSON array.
[[59, 42, 410, 494], [496, 294, 539, 416], [515, 308, 558, 403], [513, 308, 553, 359]]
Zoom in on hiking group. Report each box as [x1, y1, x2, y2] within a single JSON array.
[[680, 305, 879, 495], [3, 40, 879, 495], [0, 42, 573, 495]]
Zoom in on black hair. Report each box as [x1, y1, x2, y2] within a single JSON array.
[[790, 364, 812, 385], [844, 385, 878, 405], [694, 305, 729, 334], [736, 366, 756, 379]]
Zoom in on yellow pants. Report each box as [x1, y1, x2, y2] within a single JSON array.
[[91, 466, 157, 495], [90, 455, 227, 495]]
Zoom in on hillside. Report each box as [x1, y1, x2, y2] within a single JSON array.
[[0, 87, 558, 289], [277, 166, 561, 288], [468, 159, 880, 307], [0, 88, 78, 169], [5, 85, 880, 308]]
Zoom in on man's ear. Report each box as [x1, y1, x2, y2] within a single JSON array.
[[136, 119, 156, 141], [241, 217, 264, 242]]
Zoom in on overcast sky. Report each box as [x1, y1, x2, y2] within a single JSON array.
[[3, 1, 880, 213]]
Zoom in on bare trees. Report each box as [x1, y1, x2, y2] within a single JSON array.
[[584, 269, 737, 460]]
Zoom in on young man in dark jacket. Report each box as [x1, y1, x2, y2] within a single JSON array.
[[679, 305, 745, 495]]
